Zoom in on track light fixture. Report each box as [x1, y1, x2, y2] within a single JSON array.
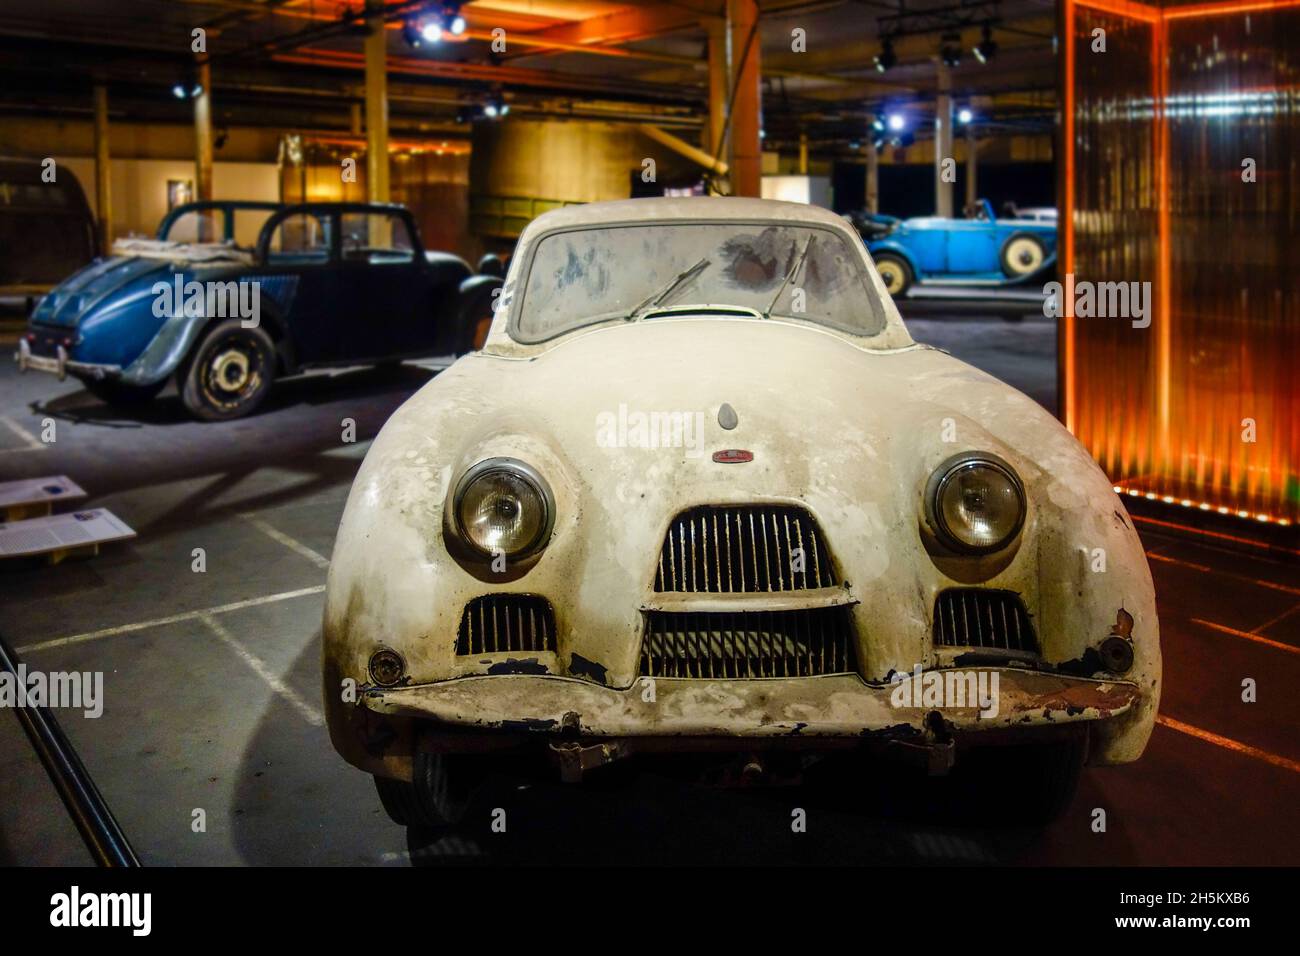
[[874, 34, 897, 73], [973, 23, 998, 64], [939, 32, 963, 68]]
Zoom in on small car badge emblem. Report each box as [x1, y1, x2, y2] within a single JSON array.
[[717, 403, 738, 430], [712, 449, 754, 464]]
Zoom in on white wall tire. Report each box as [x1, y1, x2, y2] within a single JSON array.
[[1000, 234, 1047, 278], [874, 253, 913, 296]]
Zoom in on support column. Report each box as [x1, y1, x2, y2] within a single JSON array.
[[92, 84, 111, 253], [364, 0, 390, 203], [965, 125, 978, 209], [934, 63, 954, 217], [193, 57, 213, 240], [865, 138, 879, 214], [705, 17, 728, 164], [727, 0, 761, 198]]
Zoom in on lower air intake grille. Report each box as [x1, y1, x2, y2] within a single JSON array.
[[932, 589, 1038, 653], [639, 607, 857, 678], [457, 595, 557, 655], [654, 505, 837, 592]]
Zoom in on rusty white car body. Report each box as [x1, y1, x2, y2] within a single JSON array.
[[323, 197, 1160, 827]]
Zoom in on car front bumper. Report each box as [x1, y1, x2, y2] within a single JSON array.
[[337, 668, 1144, 780], [363, 668, 1138, 737]]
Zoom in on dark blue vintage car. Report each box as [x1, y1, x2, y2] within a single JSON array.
[[862, 199, 1057, 296], [15, 200, 501, 420]]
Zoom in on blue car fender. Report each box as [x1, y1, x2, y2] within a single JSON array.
[[865, 239, 921, 275]]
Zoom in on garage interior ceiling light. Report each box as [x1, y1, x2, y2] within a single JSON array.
[[873, 35, 897, 73], [939, 32, 963, 67], [973, 23, 999, 63]]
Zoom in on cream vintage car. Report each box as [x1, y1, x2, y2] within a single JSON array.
[[323, 197, 1160, 828]]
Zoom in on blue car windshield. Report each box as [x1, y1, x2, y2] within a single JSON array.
[[513, 222, 887, 342]]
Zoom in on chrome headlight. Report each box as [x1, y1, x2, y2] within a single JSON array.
[[452, 458, 555, 559], [925, 453, 1026, 554]]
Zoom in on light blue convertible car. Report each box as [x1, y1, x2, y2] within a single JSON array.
[[861, 199, 1057, 295]]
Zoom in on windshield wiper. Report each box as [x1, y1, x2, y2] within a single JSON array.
[[627, 256, 711, 320], [762, 236, 814, 319]]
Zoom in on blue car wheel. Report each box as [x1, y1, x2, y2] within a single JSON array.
[[873, 252, 913, 296], [999, 233, 1048, 279], [179, 320, 277, 421]]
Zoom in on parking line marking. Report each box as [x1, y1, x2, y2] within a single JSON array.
[[1157, 715, 1300, 775], [241, 513, 331, 569], [1252, 602, 1300, 635], [200, 613, 324, 727], [1145, 549, 1300, 596], [1190, 618, 1300, 655], [15, 585, 326, 654], [0, 415, 46, 453]]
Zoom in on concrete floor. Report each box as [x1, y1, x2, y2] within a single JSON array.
[[1, 313, 1296, 866]]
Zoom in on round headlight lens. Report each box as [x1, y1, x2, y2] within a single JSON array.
[[930, 456, 1025, 553], [455, 460, 553, 558]]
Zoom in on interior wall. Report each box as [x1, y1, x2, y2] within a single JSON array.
[[56, 156, 280, 239]]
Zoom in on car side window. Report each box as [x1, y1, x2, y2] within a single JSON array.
[[266, 213, 330, 265], [340, 213, 414, 264], [164, 209, 223, 244]]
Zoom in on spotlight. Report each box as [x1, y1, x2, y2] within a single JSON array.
[[482, 93, 509, 119], [449, 14, 467, 35], [421, 20, 443, 43], [874, 35, 897, 73], [872, 118, 884, 133], [171, 78, 203, 100], [940, 32, 962, 68], [973, 23, 998, 64], [483, 103, 498, 118], [958, 107, 973, 124], [887, 113, 906, 132]]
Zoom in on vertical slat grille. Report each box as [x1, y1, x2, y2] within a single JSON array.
[[456, 595, 557, 655], [932, 589, 1038, 653], [653, 506, 836, 592], [639, 607, 856, 678]]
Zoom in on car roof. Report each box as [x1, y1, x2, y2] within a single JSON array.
[[525, 196, 852, 232]]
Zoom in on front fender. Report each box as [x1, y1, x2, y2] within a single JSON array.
[[866, 240, 921, 276]]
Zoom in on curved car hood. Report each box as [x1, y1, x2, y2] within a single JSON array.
[[32, 255, 173, 327]]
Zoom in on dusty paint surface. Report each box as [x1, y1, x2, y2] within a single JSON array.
[[323, 197, 1161, 780]]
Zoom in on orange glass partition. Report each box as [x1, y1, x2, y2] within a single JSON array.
[[1062, 0, 1299, 529]]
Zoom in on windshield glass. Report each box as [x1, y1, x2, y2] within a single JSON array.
[[513, 221, 887, 342]]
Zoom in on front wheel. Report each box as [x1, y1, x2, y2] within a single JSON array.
[[373, 752, 489, 828], [179, 320, 276, 421], [80, 377, 165, 406], [873, 253, 913, 296]]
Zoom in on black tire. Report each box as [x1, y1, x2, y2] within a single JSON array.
[[999, 232, 1047, 278], [952, 737, 1086, 825], [178, 320, 276, 421], [80, 377, 165, 406], [373, 752, 486, 828], [873, 252, 913, 296]]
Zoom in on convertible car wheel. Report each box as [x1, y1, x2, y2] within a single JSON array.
[[999, 233, 1047, 278], [373, 753, 487, 828], [873, 253, 913, 296], [180, 320, 276, 421], [79, 377, 166, 406]]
